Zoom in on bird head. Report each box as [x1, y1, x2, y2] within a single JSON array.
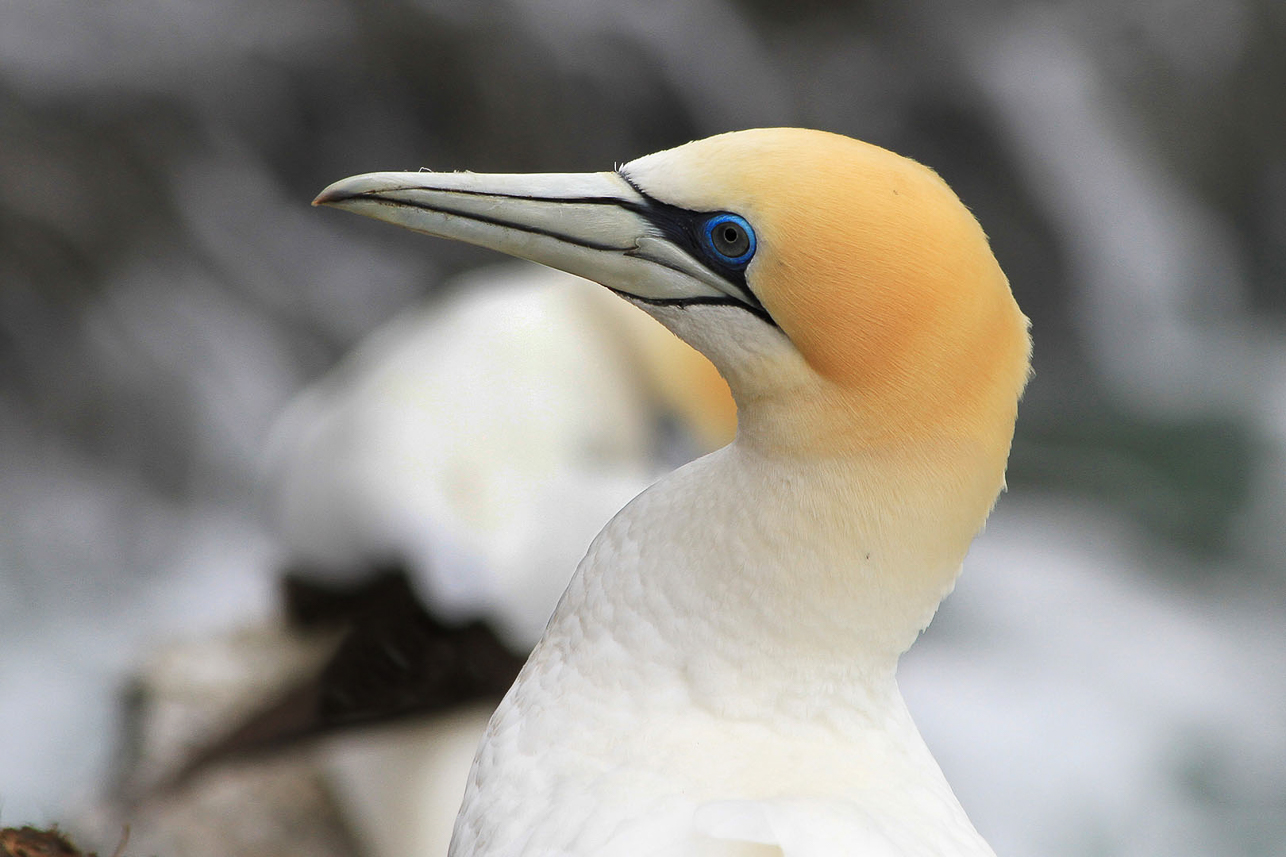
[[316, 128, 1029, 480]]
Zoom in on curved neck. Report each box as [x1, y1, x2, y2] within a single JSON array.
[[554, 437, 994, 725]]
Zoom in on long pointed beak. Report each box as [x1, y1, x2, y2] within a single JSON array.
[[313, 170, 733, 306]]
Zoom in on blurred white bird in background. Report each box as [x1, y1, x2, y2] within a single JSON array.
[[267, 260, 735, 648], [157, 260, 737, 857]]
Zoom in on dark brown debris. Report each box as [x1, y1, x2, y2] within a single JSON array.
[[1, 827, 97, 857]]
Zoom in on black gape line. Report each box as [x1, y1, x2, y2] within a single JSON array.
[[602, 286, 777, 325], [615, 173, 778, 328]]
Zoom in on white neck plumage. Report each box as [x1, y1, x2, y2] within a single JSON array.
[[543, 431, 985, 735], [537, 302, 999, 720]]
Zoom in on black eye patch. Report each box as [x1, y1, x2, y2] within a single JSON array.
[[616, 173, 775, 327]]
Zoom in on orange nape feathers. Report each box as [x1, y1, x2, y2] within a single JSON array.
[[623, 129, 1031, 455]]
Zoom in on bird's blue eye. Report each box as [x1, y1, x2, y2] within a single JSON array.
[[702, 213, 756, 265]]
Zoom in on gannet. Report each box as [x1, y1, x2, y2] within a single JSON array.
[[315, 127, 1031, 856]]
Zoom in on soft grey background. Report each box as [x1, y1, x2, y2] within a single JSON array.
[[1, 0, 1283, 854]]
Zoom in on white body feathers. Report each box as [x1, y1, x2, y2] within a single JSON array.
[[452, 438, 993, 856]]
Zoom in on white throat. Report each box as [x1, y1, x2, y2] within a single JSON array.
[[594, 303, 975, 688], [552, 443, 963, 722]]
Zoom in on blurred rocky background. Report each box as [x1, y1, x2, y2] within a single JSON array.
[[1, 0, 1284, 855]]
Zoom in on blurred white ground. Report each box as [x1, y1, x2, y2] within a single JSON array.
[[905, 497, 1286, 857]]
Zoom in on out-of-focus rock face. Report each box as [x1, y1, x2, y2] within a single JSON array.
[[0, 1, 1283, 855]]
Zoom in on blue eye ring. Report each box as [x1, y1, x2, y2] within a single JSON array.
[[702, 213, 756, 265]]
